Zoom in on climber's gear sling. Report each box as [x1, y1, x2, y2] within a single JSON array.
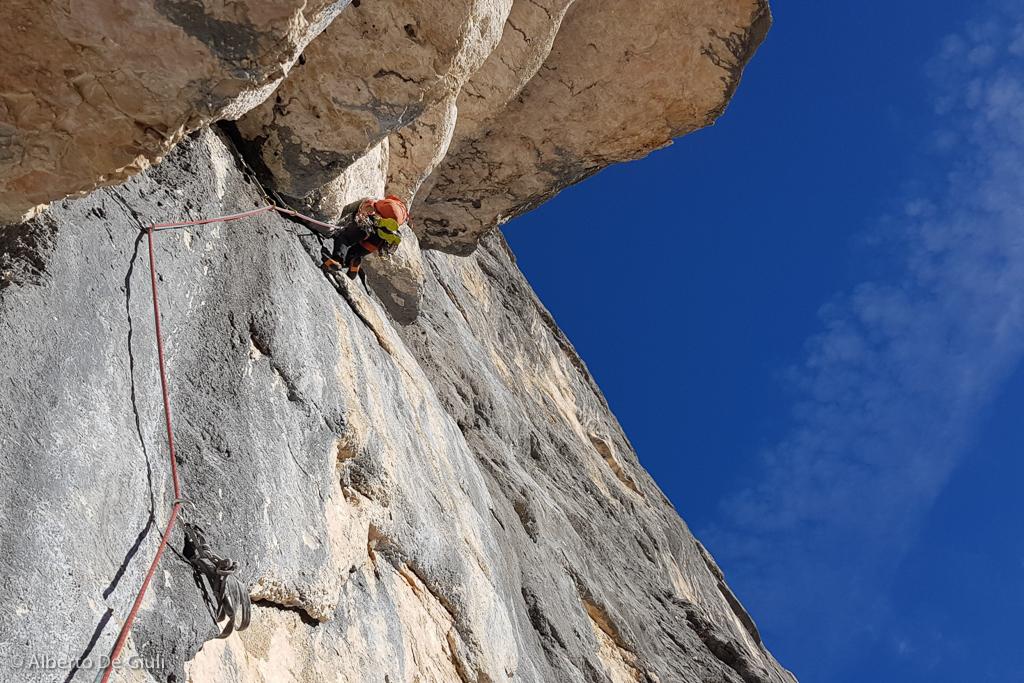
[[183, 522, 251, 639]]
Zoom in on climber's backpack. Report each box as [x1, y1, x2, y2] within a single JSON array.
[[374, 216, 402, 248]]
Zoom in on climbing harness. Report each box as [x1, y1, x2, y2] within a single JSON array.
[[99, 202, 346, 682]]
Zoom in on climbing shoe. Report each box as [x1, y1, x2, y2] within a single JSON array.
[[322, 258, 342, 271]]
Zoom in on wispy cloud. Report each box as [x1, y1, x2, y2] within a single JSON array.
[[704, 6, 1024, 674]]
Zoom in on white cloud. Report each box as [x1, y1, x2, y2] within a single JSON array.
[[703, 8, 1024, 674]]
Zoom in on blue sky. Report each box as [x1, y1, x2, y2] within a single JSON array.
[[505, 2, 1024, 681]]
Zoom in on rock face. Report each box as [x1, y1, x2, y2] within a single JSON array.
[[0, 2, 792, 682], [1, 0, 767, 248], [230, 0, 769, 253], [416, 0, 771, 252], [233, 0, 512, 206], [0, 0, 348, 223], [0, 129, 794, 683]]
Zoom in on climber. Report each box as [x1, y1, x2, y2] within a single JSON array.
[[321, 195, 407, 280]]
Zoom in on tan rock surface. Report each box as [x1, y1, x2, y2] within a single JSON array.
[[416, 0, 771, 253], [0, 0, 347, 223], [234, 0, 512, 202], [452, 0, 579, 143], [386, 94, 459, 204]]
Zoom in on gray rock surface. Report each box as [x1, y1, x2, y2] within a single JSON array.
[[0, 129, 795, 682]]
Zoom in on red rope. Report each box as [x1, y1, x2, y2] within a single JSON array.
[[272, 205, 343, 233], [148, 204, 342, 234], [150, 204, 277, 231], [100, 203, 335, 681]]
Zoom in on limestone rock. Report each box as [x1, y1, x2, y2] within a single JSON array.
[[0, 128, 795, 683], [0, 0, 348, 224], [416, 0, 771, 253], [0, 0, 770, 259], [292, 137, 426, 324], [234, 0, 512, 203], [387, 94, 459, 204], [304, 138, 391, 223], [0, 1, 792, 681], [363, 224, 427, 326], [406, 0, 579, 214], [452, 0, 579, 143]]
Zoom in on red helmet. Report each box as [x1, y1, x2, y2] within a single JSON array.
[[373, 195, 409, 225]]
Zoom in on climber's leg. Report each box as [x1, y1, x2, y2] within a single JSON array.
[[322, 233, 351, 271], [344, 243, 370, 280], [331, 234, 348, 262]]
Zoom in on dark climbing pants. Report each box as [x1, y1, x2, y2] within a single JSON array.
[[330, 224, 359, 259], [341, 241, 371, 275]]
